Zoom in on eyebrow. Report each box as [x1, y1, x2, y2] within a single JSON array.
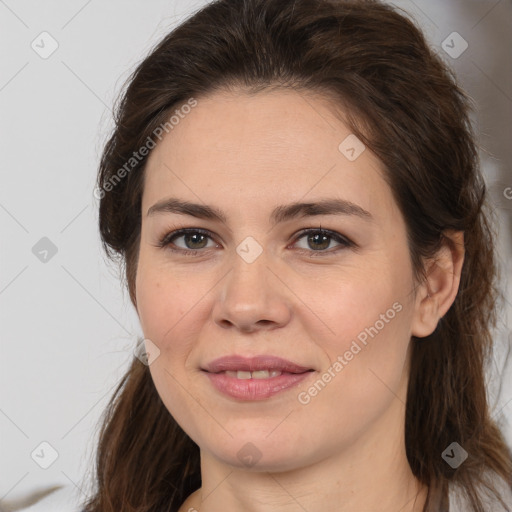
[[147, 197, 373, 225]]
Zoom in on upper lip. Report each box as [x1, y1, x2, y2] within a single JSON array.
[[202, 355, 314, 374]]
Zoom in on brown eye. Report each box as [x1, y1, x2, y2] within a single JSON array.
[[158, 228, 217, 254], [293, 228, 353, 254], [175, 232, 209, 250]]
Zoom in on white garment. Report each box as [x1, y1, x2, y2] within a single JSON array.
[[449, 474, 512, 512]]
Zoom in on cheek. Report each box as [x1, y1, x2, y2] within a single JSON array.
[[296, 282, 413, 446], [317, 261, 410, 341], [136, 268, 206, 422], [311, 260, 414, 393], [135, 265, 198, 351]]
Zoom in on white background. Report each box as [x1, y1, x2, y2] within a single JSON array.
[[1, 0, 511, 508]]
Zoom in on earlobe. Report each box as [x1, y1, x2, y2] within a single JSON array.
[[411, 230, 465, 339]]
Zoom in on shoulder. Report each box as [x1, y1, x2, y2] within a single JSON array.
[[449, 472, 512, 512], [16, 484, 85, 512]]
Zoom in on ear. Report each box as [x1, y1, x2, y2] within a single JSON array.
[[411, 230, 465, 338]]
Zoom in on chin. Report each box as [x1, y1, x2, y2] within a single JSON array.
[[201, 433, 317, 473]]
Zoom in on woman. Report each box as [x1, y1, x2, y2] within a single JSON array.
[[75, 0, 511, 510]]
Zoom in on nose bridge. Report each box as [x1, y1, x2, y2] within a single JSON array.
[[212, 236, 291, 331], [230, 238, 268, 293]]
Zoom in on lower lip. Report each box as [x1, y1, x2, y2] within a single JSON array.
[[202, 370, 314, 400]]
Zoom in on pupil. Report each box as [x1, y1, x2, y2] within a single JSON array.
[[186, 233, 207, 249], [309, 233, 329, 250]]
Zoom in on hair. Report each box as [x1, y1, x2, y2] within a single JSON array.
[[82, 0, 512, 511]]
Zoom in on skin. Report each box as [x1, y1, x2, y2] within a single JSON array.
[[134, 88, 464, 512]]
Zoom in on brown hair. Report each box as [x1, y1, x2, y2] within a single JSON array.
[[82, 0, 512, 510]]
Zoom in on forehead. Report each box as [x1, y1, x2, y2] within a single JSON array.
[[142, 88, 396, 221]]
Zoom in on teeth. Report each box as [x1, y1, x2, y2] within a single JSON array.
[[253, 370, 282, 379], [224, 370, 283, 379]]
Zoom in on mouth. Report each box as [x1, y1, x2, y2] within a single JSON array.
[[201, 354, 315, 375], [206, 369, 315, 379], [200, 355, 316, 400]]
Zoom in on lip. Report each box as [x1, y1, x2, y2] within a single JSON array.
[[201, 355, 314, 374], [201, 355, 315, 401]]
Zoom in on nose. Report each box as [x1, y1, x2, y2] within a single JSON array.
[[212, 246, 292, 333]]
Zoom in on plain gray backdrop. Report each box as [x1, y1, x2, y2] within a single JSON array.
[[1, 0, 511, 507]]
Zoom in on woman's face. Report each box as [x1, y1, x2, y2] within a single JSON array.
[[135, 88, 422, 471]]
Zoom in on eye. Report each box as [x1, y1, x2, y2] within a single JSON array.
[[291, 228, 354, 255], [156, 227, 354, 256], [157, 228, 218, 255]]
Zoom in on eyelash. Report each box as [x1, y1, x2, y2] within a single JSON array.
[[156, 227, 355, 257]]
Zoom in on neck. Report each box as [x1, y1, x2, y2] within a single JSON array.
[[180, 398, 428, 512]]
